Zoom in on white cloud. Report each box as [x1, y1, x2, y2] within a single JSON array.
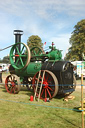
[[0, 0, 85, 20], [26, 0, 85, 20]]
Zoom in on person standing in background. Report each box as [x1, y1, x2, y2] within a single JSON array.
[[0, 66, 2, 83]]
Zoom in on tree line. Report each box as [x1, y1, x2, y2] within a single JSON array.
[[65, 19, 85, 61]]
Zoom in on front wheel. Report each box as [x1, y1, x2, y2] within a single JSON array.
[[5, 74, 21, 94]]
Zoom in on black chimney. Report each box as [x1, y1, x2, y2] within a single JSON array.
[[14, 30, 23, 43], [13, 30, 23, 62]]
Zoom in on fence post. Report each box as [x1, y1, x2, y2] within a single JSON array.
[[81, 73, 84, 128]]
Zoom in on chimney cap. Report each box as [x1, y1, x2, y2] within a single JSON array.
[[14, 30, 23, 35]]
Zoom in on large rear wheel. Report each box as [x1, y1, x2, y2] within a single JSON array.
[[32, 70, 58, 99]]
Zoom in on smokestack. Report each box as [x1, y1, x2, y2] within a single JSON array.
[[13, 30, 23, 62], [14, 29, 23, 44]]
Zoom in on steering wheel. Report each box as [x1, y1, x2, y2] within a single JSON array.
[[10, 42, 31, 70]]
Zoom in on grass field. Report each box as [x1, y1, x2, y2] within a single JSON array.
[[0, 72, 85, 128]]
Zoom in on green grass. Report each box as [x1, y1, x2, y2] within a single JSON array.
[[0, 83, 85, 128]]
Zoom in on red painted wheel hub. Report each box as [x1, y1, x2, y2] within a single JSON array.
[[43, 81, 48, 88], [11, 82, 15, 87]]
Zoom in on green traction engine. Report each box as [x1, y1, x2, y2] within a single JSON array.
[[5, 30, 76, 100]]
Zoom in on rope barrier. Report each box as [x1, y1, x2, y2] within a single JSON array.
[[0, 98, 83, 112], [0, 82, 82, 87]]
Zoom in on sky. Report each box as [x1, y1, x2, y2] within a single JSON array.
[[0, 0, 85, 59]]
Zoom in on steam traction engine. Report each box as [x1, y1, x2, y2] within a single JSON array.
[[5, 30, 76, 100]]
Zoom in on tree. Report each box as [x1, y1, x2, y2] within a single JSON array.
[[2, 56, 10, 63], [65, 19, 85, 61], [0, 58, 2, 63], [27, 35, 43, 49]]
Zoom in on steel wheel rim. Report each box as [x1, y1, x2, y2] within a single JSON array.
[[32, 70, 58, 99], [5, 74, 21, 94]]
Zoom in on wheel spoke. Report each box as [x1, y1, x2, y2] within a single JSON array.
[[16, 46, 20, 54], [39, 75, 42, 80], [46, 88, 51, 98], [10, 76, 13, 81], [15, 86, 18, 91], [46, 75, 49, 81], [20, 45, 25, 54], [39, 81, 42, 83], [14, 80, 17, 85], [8, 86, 11, 91], [33, 50, 36, 55], [10, 87, 13, 93], [45, 88, 47, 98], [13, 76, 15, 81], [16, 57, 20, 65], [37, 50, 40, 55], [35, 78, 38, 81], [48, 86, 53, 91], [20, 56, 24, 66], [13, 86, 16, 93], [45, 74, 52, 83], [40, 88, 44, 97], [43, 75, 46, 81], [20, 54, 27, 57], [11, 55, 15, 57], [48, 79, 53, 84]]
